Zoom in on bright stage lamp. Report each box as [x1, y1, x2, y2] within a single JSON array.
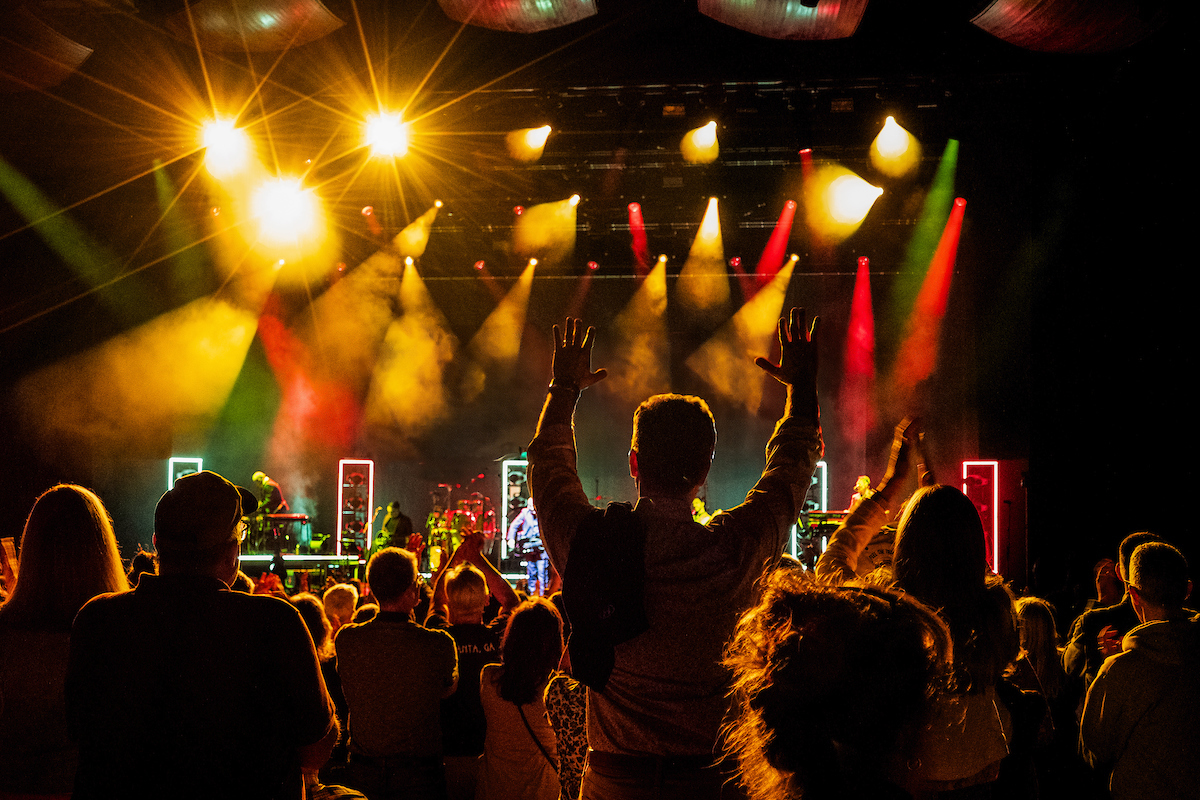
[[365, 113, 409, 157], [826, 174, 883, 225], [202, 119, 250, 179], [525, 125, 551, 148], [251, 178, 320, 244], [871, 116, 921, 177], [507, 125, 552, 162], [681, 121, 719, 164]]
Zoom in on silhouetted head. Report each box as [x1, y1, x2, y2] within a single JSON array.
[[893, 485, 1017, 692], [893, 485, 989, 610], [365, 547, 418, 607], [1118, 531, 1163, 583], [498, 597, 564, 705], [446, 563, 488, 622], [630, 393, 716, 497], [1, 484, 128, 629], [725, 569, 952, 800], [1128, 541, 1190, 610]]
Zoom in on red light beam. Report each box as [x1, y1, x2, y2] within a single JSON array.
[[628, 202, 650, 276], [838, 256, 877, 446], [890, 198, 967, 408], [756, 199, 796, 289]]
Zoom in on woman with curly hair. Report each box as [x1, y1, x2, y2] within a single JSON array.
[[724, 568, 953, 800], [475, 597, 563, 800], [0, 484, 129, 799]]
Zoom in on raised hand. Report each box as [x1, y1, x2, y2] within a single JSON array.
[[1098, 625, 1122, 658], [755, 307, 820, 389], [405, 532, 426, 557], [914, 431, 936, 488], [877, 417, 922, 507], [552, 318, 608, 391]]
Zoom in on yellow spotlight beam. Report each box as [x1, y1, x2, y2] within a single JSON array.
[[362, 258, 460, 452], [871, 115, 922, 178], [805, 164, 882, 243], [460, 260, 537, 403], [513, 195, 578, 267], [685, 257, 796, 413], [602, 255, 671, 405], [303, 244, 406, 396], [13, 296, 259, 470], [387, 201, 443, 260], [677, 197, 731, 324]]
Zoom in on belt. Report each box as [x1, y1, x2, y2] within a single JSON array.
[[587, 749, 717, 776]]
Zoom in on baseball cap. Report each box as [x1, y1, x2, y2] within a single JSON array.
[[154, 470, 258, 553]]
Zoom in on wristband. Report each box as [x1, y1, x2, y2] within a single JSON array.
[[549, 379, 580, 393]]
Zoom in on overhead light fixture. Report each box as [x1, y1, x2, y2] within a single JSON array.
[[697, 0, 868, 40], [437, 0, 597, 32]]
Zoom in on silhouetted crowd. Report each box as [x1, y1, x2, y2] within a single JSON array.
[[1, 311, 1195, 800]]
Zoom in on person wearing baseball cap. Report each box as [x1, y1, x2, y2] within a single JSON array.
[[66, 470, 337, 800], [152, 470, 258, 568]]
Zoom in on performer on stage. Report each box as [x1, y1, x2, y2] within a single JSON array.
[[507, 497, 551, 596], [848, 474, 871, 510], [251, 471, 290, 514], [376, 501, 416, 556], [247, 471, 290, 554]]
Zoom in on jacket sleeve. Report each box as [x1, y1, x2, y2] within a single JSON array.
[[814, 495, 889, 585], [1079, 653, 1133, 773], [1062, 612, 1088, 679], [528, 388, 597, 574]]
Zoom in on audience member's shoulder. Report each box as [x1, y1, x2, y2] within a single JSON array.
[[1074, 599, 1123, 628], [225, 586, 294, 608], [424, 608, 449, 630], [73, 586, 136, 622], [425, 623, 456, 647], [223, 587, 310, 624]]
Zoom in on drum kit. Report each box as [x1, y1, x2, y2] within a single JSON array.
[[424, 486, 497, 570]]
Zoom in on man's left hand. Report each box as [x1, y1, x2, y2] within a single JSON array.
[[552, 318, 608, 390]]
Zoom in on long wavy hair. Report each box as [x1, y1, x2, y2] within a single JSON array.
[[724, 569, 952, 800], [498, 597, 563, 705], [893, 485, 1018, 692], [1014, 596, 1065, 700], [0, 484, 128, 630]]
